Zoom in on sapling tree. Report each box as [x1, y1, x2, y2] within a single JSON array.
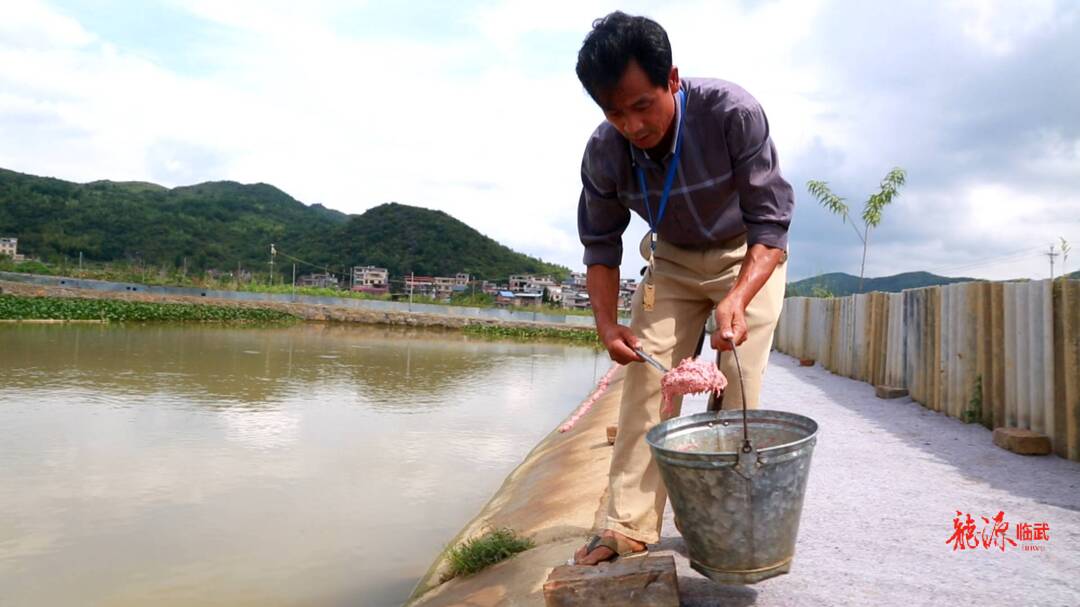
[[807, 168, 907, 292]]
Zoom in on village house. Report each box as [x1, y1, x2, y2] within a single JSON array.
[[0, 237, 24, 261], [352, 265, 389, 296], [509, 274, 557, 294], [562, 290, 591, 310], [495, 290, 516, 307], [513, 291, 543, 307], [297, 272, 340, 289], [404, 275, 436, 298]]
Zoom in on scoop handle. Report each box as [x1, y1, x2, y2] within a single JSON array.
[[634, 347, 670, 374]]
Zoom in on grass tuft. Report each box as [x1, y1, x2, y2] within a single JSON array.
[[444, 528, 535, 579]]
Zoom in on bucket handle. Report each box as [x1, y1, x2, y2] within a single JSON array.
[[724, 336, 759, 478]]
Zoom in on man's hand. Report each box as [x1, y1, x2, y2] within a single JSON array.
[[599, 323, 644, 365], [712, 295, 747, 352], [711, 244, 785, 352]]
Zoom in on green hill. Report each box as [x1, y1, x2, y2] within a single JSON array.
[[0, 168, 568, 281], [787, 271, 976, 297], [335, 202, 567, 279]]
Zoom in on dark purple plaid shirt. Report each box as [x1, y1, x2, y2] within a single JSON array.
[[578, 77, 794, 267]]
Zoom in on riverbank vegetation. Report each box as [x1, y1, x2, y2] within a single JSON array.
[[0, 258, 601, 316], [462, 323, 599, 345], [444, 528, 535, 580], [0, 294, 296, 323]]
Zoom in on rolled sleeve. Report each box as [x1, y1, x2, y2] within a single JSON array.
[[577, 150, 630, 267], [728, 103, 794, 250]]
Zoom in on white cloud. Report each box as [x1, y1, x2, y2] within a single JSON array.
[[1, 0, 1078, 281], [946, 0, 1063, 57]]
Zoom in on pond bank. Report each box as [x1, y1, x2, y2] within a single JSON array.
[[406, 366, 625, 606], [0, 280, 599, 341], [410, 353, 1080, 606]]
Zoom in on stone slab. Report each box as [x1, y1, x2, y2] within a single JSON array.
[[875, 385, 909, 399], [992, 427, 1052, 455], [543, 555, 678, 607]]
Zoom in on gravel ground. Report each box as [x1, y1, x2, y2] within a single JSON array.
[[653, 353, 1080, 607]]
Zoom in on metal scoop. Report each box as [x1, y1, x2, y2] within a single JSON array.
[[634, 347, 669, 374]]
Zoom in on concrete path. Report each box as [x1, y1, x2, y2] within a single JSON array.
[[653, 353, 1080, 606]]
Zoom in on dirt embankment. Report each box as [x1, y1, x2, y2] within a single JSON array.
[[405, 368, 625, 607], [0, 280, 590, 332]]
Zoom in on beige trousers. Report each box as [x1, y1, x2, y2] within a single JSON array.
[[601, 234, 787, 544]]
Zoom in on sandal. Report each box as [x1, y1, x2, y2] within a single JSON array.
[[571, 533, 649, 565]]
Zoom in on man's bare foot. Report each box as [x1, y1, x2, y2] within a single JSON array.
[[573, 529, 647, 565]]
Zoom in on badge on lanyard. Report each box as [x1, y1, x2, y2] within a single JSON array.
[[636, 88, 687, 311]]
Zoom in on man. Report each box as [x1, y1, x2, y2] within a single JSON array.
[[573, 12, 793, 565]]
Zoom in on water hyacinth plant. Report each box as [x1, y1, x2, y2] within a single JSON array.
[[0, 294, 297, 323], [461, 323, 600, 345]]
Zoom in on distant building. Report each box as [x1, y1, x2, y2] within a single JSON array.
[[352, 265, 389, 295], [544, 285, 563, 304], [432, 276, 457, 300], [618, 278, 638, 312], [508, 274, 532, 292], [297, 272, 340, 289], [562, 290, 591, 310], [514, 291, 543, 307], [495, 290, 516, 307], [404, 275, 436, 298], [509, 274, 557, 294], [0, 237, 23, 261], [565, 272, 587, 288], [480, 280, 501, 295]]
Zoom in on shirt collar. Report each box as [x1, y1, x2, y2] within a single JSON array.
[[631, 85, 685, 168]]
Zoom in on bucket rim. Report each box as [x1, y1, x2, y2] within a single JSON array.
[[645, 409, 818, 458]]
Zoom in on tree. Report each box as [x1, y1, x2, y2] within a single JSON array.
[[1061, 237, 1071, 277], [807, 168, 907, 292]]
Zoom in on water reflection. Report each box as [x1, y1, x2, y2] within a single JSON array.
[[0, 323, 607, 606], [0, 324, 568, 411]]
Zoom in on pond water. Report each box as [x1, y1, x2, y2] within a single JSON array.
[[0, 323, 608, 606]]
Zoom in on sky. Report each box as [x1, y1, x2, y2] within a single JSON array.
[[1, 0, 1078, 281]]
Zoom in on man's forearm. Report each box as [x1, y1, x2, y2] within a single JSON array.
[[727, 244, 785, 308], [586, 264, 621, 333]]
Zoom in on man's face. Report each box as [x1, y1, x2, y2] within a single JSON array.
[[597, 61, 679, 151]]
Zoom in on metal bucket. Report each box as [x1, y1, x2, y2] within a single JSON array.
[[645, 337, 817, 584], [646, 409, 818, 584]]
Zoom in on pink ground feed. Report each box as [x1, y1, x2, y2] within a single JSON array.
[[558, 365, 619, 433], [660, 358, 727, 416], [559, 356, 728, 432]]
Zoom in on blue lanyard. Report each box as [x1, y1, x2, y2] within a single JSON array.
[[636, 88, 687, 253]]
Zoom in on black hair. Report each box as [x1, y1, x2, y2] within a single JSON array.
[[576, 11, 672, 104]]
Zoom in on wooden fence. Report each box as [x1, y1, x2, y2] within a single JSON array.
[[775, 279, 1080, 461]]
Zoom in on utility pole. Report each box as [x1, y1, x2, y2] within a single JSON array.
[[78, 251, 83, 275], [409, 271, 414, 309], [1045, 244, 1059, 279], [269, 243, 276, 286], [292, 263, 296, 294]]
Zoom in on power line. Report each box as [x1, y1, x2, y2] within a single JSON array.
[[924, 246, 1044, 275], [273, 248, 342, 277]]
